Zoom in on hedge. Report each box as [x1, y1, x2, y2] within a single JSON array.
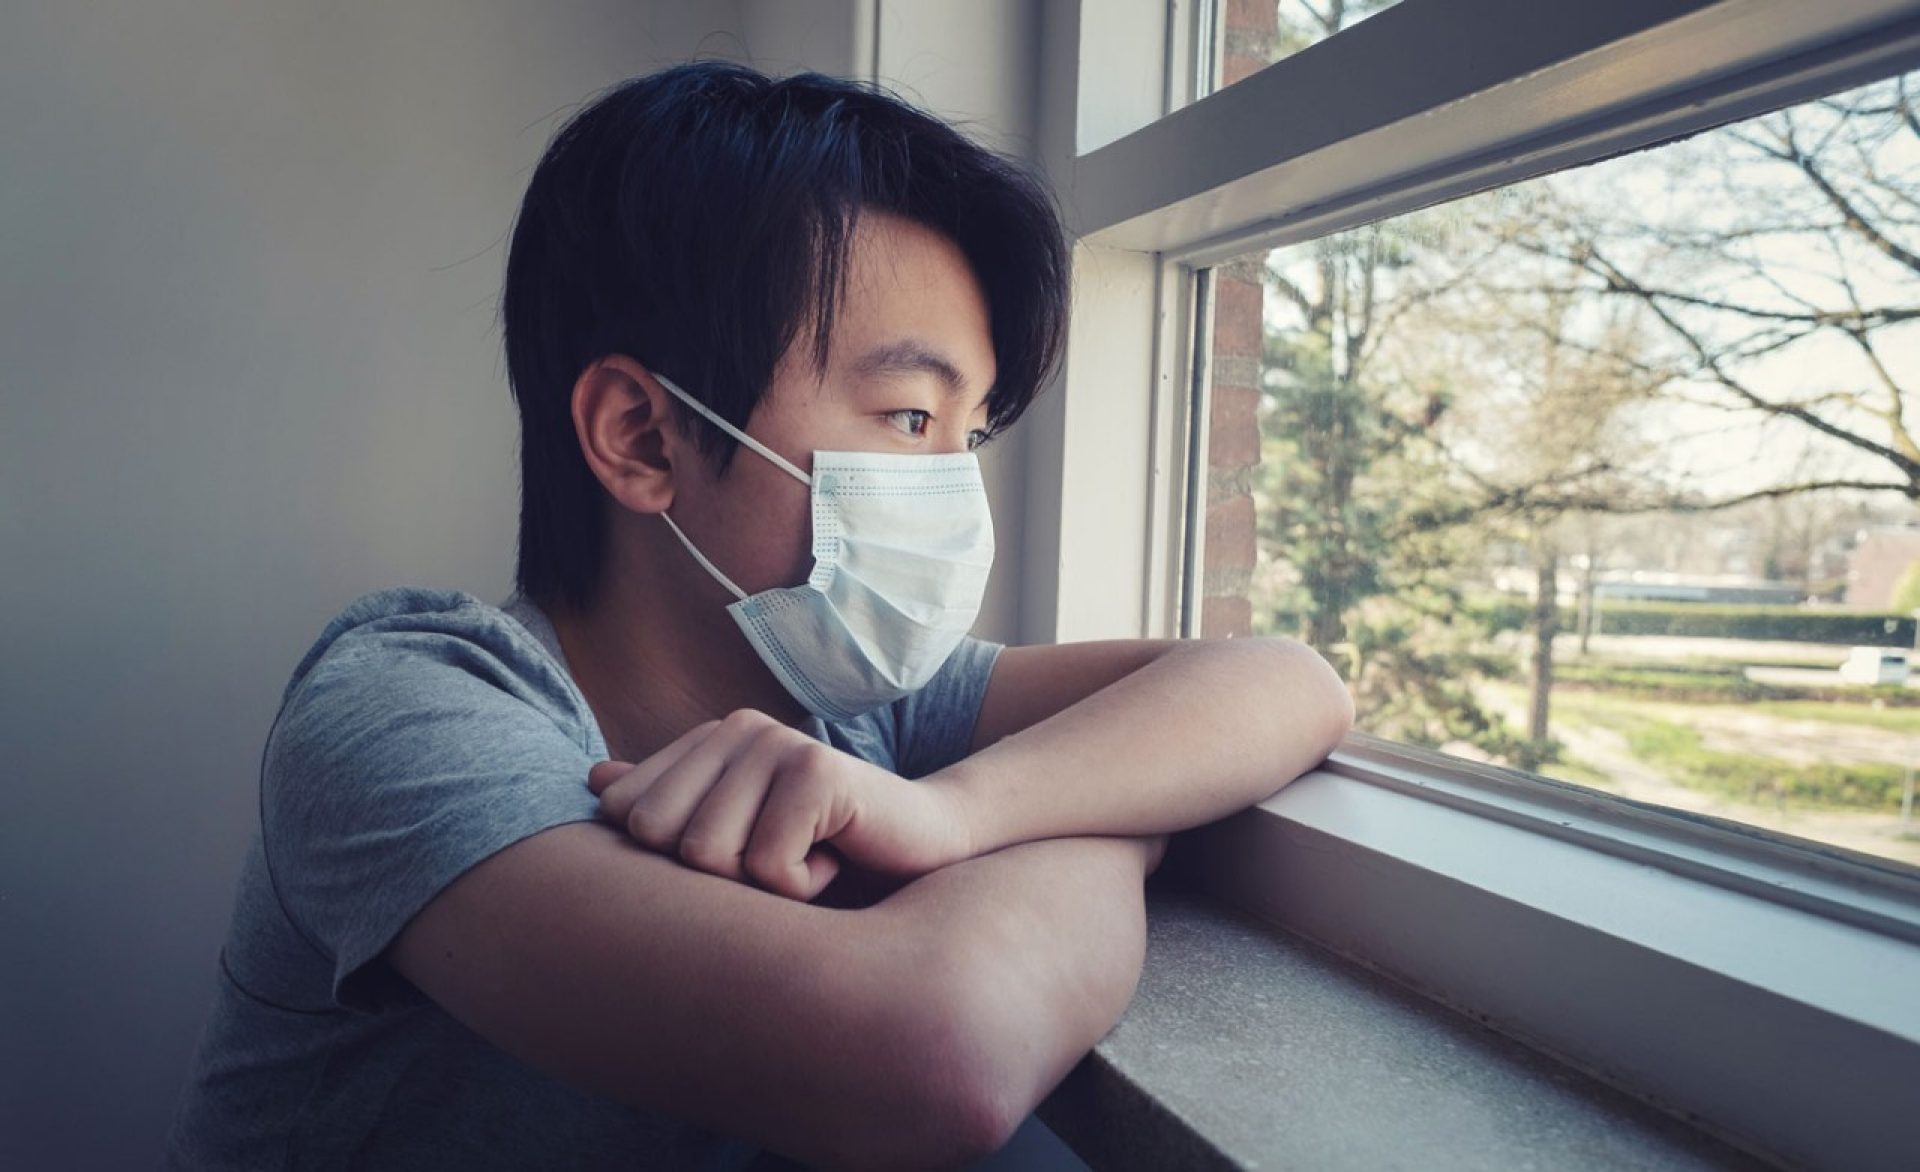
[[1270, 601, 1917, 645], [1462, 601, 1916, 646], [1550, 661, 1920, 707]]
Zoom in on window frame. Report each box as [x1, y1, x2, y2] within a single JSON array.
[[1024, 1, 1920, 1165]]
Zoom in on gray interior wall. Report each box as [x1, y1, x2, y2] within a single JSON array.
[[0, 2, 1061, 1165], [872, 0, 1046, 651], [0, 3, 755, 1165], [0, 1, 1059, 1165]]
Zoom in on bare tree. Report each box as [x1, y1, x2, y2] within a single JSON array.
[[1510, 73, 1920, 507]]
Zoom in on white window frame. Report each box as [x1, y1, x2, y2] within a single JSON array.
[[1022, 2, 1920, 1167]]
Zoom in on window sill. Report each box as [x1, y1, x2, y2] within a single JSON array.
[[1044, 740, 1919, 1170], [1039, 886, 1764, 1171]]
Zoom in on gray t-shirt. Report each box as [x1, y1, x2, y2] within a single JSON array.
[[165, 586, 1004, 1170]]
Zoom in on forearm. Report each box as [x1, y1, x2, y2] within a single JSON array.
[[933, 638, 1354, 855], [864, 834, 1160, 1138]]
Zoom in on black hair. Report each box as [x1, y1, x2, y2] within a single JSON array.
[[502, 61, 1071, 612]]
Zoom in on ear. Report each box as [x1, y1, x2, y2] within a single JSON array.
[[569, 355, 686, 516]]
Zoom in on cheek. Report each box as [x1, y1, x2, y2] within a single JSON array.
[[708, 477, 816, 592]]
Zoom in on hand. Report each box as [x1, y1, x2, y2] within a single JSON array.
[[587, 709, 976, 902]]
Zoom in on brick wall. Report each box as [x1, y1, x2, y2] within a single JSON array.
[[1198, 2, 1274, 636]]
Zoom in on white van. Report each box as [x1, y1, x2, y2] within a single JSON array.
[[1839, 646, 1910, 686]]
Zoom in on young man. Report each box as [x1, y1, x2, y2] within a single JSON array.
[[167, 63, 1352, 1170]]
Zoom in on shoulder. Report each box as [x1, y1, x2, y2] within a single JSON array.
[[281, 587, 580, 718], [265, 585, 605, 809], [272, 587, 591, 745], [259, 587, 607, 1007]]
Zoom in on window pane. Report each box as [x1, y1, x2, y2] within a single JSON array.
[[1196, 70, 1920, 869], [1205, 0, 1403, 95]]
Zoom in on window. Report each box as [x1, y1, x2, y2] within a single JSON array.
[[1194, 71, 1920, 870], [1199, 0, 1405, 98], [1034, 2, 1920, 1165]]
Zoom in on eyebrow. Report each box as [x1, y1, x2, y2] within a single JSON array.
[[848, 339, 986, 402]]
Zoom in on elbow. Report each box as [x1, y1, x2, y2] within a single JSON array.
[[896, 938, 1119, 1168], [1324, 656, 1357, 747], [803, 1017, 1012, 1172], [817, 956, 1022, 1171], [911, 915, 1144, 1168], [1266, 636, 1356, 755], [898, 974, 1033, 1168], [939, 1073, 1026, 1169]]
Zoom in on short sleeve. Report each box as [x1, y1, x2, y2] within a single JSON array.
[[260, 617, 603, 1013], [891, 635, 1005, 780]]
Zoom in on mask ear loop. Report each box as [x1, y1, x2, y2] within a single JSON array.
[[658, 512, 749, 602], [650, 372, 811, 602], [652, 372, 812, 486]]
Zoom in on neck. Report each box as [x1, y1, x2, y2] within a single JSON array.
[[541, 524, 809, 764]]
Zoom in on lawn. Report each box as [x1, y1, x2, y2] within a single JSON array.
[[1545, 689, 1911, 812], [1746, 700, 1920, 734]]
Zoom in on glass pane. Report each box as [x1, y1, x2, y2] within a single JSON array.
[[1196, 70, 1920, 869], [1207, 1, 1404, 95]]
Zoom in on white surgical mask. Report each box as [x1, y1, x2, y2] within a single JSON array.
[[652, 372, 994, 722]]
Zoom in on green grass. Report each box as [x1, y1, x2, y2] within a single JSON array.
[[1618, 718, 1907, 811], [1557, 665, 1772, 699], [1746, 701, 1920, 734], [1514, 688, 1914, 812], [1549, 658, 1920, 707]]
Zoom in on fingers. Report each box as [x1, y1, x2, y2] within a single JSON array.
[[797, 847, 843, 902], [591, 718, 723, 832], [620, 736, 748, 851], [744, 743, 853, 901], [591, 717, 718, 797], [588, 709, 851, 902], [586, 761, 632, 794], [676, 729, 793, 881]]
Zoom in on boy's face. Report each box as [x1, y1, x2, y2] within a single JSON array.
[[666, 210, 998, 597]]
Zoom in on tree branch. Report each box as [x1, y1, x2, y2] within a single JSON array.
[[1508, 237, 1920, 328], [1780, 129, 1920, 278], [1265, 264, 1318, 328], [1659, 479, 1917, 512], [1581, 243, 1920, 482]]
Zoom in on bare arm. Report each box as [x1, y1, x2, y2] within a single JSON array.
[[388, 821, 1158, 1170], [936, 636, 1354, 856], [864, 832, 1165, 1133]]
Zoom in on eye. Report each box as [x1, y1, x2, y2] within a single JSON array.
[[966, 428, 992, 451], [885, 409, 933, 438]]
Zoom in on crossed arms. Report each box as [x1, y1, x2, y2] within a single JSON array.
[[388, 636, 1352, 1170]]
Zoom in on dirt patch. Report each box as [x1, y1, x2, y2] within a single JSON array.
[[1475, 684, 1920, 868], [1686, 705, 1915, 768]]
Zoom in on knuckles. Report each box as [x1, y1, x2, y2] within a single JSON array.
[[744, 849, 801, 898], [679, 834, 744, 879], [719, 708, 777, 736], [780, 738, 831, 783], [624, 805, 674, 850], [742, 848, 782, 889]]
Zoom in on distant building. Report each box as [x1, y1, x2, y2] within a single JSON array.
[[1845, 526, 1920, 610]]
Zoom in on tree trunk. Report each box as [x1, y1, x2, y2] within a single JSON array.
[[1528, 547, 1560, 756], [1577, 545, 1597, 655], [1307, 607, 1348, 678]]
